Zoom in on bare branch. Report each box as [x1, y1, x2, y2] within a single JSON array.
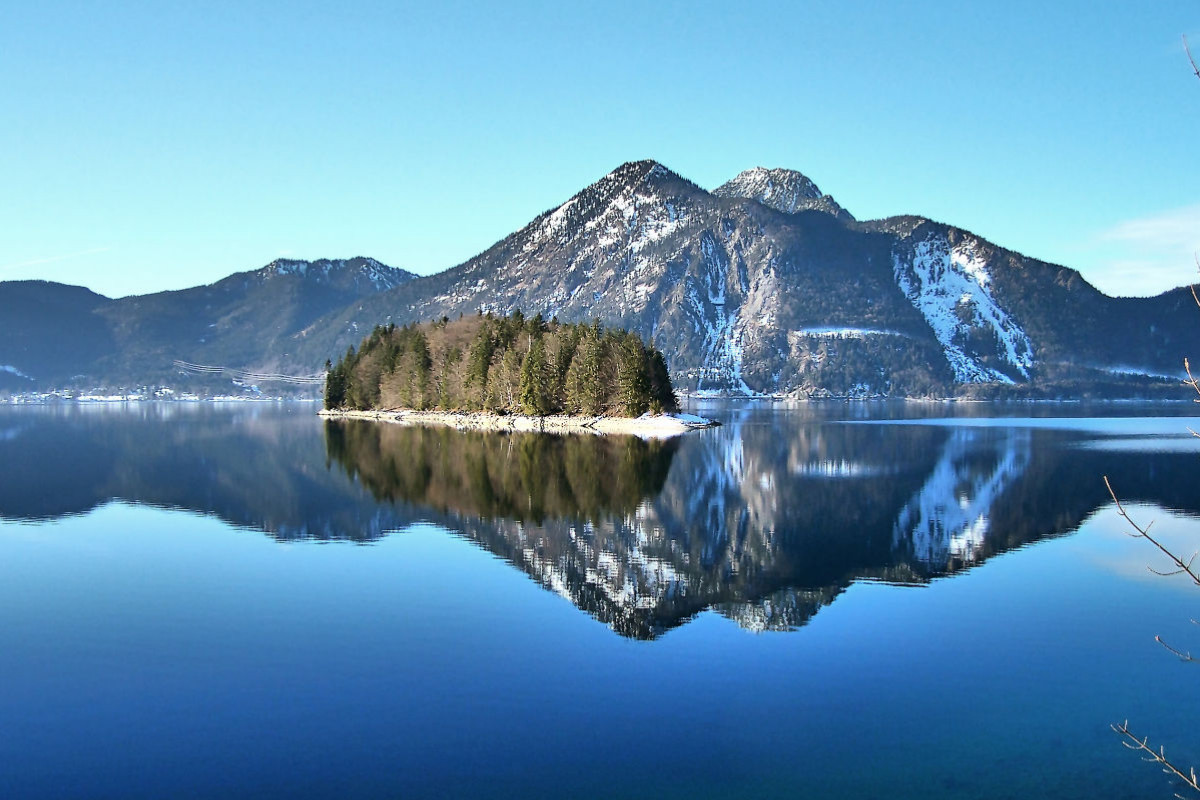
[[1105, 476, 1200, 586], [1111, 36, 1200, 799], [1113, 721, 1200, 795], [1185, 358, 1200, 402], [1155, 635, 1197, 663]]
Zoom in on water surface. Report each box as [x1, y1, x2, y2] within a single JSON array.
[[2, 401, 1199, 798]]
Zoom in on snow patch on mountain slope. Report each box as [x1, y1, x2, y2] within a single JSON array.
[[893, 236, 1033, 383], [268, 259, 312, 277], [1, 364, 32, 380], [683, 235, 755, 394], [791, 327, 910, 340], [580, 183, 686, 256], [262, 257, 410, 290], [542, 197, 579, 236]]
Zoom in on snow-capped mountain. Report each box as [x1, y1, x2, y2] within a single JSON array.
[[256, 256, 412, 292], [714, 166, 855, 220], [291, 160, 1200, 397], [4, 159, 1198, 396]]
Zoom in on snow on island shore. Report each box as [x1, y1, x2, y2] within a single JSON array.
[[317, 409, 718, 438]]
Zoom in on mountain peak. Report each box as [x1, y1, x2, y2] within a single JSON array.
[[257, 257, 416, 290], [724, 167, 823, 200], [715, 167, 854, 221], [600, 159, 682, 187]]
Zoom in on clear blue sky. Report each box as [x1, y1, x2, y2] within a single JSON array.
[[1, 1, 1196, 298]]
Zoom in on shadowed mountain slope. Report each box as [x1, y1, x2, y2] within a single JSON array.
[[0, 258, 415, 388]]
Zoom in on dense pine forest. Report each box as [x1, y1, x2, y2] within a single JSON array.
[[323, 311, 679, 416]]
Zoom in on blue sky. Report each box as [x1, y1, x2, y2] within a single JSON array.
[[1, 1, 1196, 298]]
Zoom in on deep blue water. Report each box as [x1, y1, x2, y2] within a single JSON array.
[[2, 401, 1199, 798]]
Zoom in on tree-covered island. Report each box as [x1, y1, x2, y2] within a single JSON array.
[[323, 311, 682, 418]]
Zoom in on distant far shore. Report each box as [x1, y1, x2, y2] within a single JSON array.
[[317, 408, 719, 438]]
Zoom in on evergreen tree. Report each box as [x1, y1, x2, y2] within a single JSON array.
[[565, 328, 605, 415], [404, 329, 433, 410], [647, 348, 679, 413], [616, 333, 651, 416], [323, 359, 346, 410], [466, 323, 495, 408], [550, 325, 580, 402], [519, 334, 554, 416]]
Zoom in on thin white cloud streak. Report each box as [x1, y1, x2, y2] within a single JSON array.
[[1101, 204, 1200, 252], [0, 247, 111, 273], [1079, 205, 1200, 297]]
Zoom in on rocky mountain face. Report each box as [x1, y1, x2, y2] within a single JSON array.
[[4, 161, 1197, 397], [291, 161, 1200, 397], [714, 166, 854, 220], [0, 257, 415, 388]]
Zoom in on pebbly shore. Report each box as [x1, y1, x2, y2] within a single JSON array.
[[316, 408, 718, 438]]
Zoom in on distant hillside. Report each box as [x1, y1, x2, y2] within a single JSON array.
[[0, 281, 114, 390], [0, 257, 415, 389]]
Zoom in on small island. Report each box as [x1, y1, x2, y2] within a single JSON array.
[[320, 311, 717, 437]]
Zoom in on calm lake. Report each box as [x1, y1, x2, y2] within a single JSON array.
[[2, 401, 1199, 799]]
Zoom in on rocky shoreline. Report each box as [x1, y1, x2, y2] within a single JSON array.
[[317, 408, 718, 438]]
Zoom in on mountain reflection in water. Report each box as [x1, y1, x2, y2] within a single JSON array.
[[2, 403, 1198, 639]]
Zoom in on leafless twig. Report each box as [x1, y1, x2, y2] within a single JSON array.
[[1113, 721, 1200, 797], [1104, 476, 1200, 662], [1185, 357, 1200, 404], [1111, 35, 1200, 798], [1154, 634, 1197, 663], [1105, 476, 1200, 586]]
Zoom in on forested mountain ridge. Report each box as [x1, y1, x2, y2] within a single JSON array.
[[325, 312, 679, 417]]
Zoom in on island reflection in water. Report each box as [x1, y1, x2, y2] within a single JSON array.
[[3, 403, 1198, 640], [322, 411, 1200, 638], [324, 421, 679, 525]]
